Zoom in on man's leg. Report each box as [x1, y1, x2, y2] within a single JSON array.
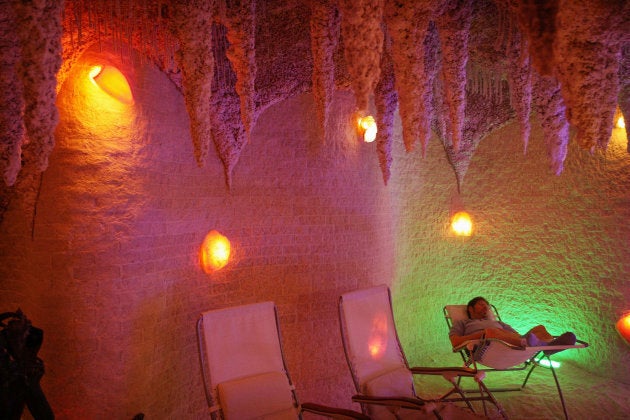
[[526, 325, 554, 343], [484, 328, 524, 346]]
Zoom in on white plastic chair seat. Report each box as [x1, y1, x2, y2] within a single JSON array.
[[217, 371, 297, 419]]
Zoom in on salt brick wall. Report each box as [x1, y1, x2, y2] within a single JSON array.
[[0, 47, 394, 418], [0, 44, 629, 419]]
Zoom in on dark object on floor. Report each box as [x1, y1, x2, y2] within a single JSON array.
[[0, 309, 54, 420]]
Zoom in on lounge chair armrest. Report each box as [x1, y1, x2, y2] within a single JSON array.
[[409, 365, 477, 377], [452, 338, 525, 353], [301, 402, 370, 420], [351, 394, 435, 411], [452, 339, 482, 352]]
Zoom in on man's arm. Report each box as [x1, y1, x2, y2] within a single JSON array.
[[449, 329, 485, 348]]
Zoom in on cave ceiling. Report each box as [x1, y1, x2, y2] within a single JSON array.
[[1, 0, 629, 191]]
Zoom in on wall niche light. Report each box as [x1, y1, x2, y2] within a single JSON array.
[[616, 115, 625, 129], [451, 211, 473, 237], [357, 115, 377, 143], [200, 230, 231, 273], [616, 312, 630, 344], [613, 106, 625, 129], [89, 65, 134, 104]]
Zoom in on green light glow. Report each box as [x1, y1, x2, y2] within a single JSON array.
[[537, 358, 561, 369]]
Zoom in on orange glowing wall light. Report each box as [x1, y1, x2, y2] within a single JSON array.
[[357, 115, 377, 143], [451, 211, 473, 236], [200, 230, 231, 273], [616, 312, 630, 344], [368, 312, 388, 359], [89, 65, 134, 104]]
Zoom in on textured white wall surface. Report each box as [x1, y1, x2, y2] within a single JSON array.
[[0, 45, 629, 419], [390, 116, 630, 384]]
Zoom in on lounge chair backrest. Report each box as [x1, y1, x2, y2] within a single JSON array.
[[339, 285, 415, 399], [198, 302, 298, 419]]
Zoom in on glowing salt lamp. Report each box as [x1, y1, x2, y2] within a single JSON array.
[[451, 211, 473, 236], [616, 115, 625, 129], [616, 312, 630, 344], [200, 230, 231, 273], [89, 65, 134, 104], [357, 115, 377, 143]]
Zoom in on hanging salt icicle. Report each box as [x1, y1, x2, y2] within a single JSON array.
[[221, 0, 257, 141], [384, 2, 434, 155], [551, 0, 622, 151], [309, 0, 340, 143], [338, 0, 384, 112], [0, 3, 26, 186], [436, 0, 473, 152], [171, 0, 215, 166], [506, 24, 532, 154], [374, 41, 397, 185], [13, 0, 63, 175], [533, 75, 569, 175]]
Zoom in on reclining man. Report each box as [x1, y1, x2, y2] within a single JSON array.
[[449, 296, 576, 355]]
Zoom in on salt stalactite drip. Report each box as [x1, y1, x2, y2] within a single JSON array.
[[221, 0, 257, 141], [374, 37, 397, 185], [552, 0, 626, 151], [435, 0, 473, 153], [619, 46, 630, 151], [172, 1, 215, 167], [0, 3, 26, 186], [533, 74, 569, 175], [207, 23, 248, 189], [514, 0, 558, 76], [13, 0, 63, 175], [338, 0, 384, 112], [506, 24, 532, 155], [309, 0, 340, 143], [384, 1, 433, 155]]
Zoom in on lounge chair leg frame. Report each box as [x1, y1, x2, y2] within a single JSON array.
[[456, 355, 569, 420], [440, 381, 508, 419]]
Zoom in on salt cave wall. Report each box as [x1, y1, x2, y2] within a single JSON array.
[[391, 115, 630, 384], [0, 46, 396, 418], [0, 44, 628, 419]]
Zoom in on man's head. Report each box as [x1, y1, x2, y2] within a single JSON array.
[[467, 296, 490, 319]]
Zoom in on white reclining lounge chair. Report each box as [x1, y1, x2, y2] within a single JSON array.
[[444, 304, 589, 420], [339, 285, 506, 419], [197, 301, 369, 420]]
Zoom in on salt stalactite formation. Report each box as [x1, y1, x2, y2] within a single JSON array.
[[221, 0, 257, 141], [209, 91, 247, 189], [506, 23, 532, 154], [384, 2, 434, 155], [7, 0, 63, 184], [552, 0, 626, 152], [309, 0, 340, 142], [514, 0, 558, 76], [533, 74, 569, 175], [620, 46, 630, 151], [208, 24, 248, 189], [467, 66, 505, 105], [435, 0, 473, 152], [172, 0, 215, 166], [374, 41, 397, 185], [0, 4, 25, 186], [338, 0, 384, 112]]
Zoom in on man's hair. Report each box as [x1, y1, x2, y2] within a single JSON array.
[[466, 296, 489, 318]]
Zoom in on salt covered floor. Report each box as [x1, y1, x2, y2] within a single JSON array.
[[413, 361, 630, 419]]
